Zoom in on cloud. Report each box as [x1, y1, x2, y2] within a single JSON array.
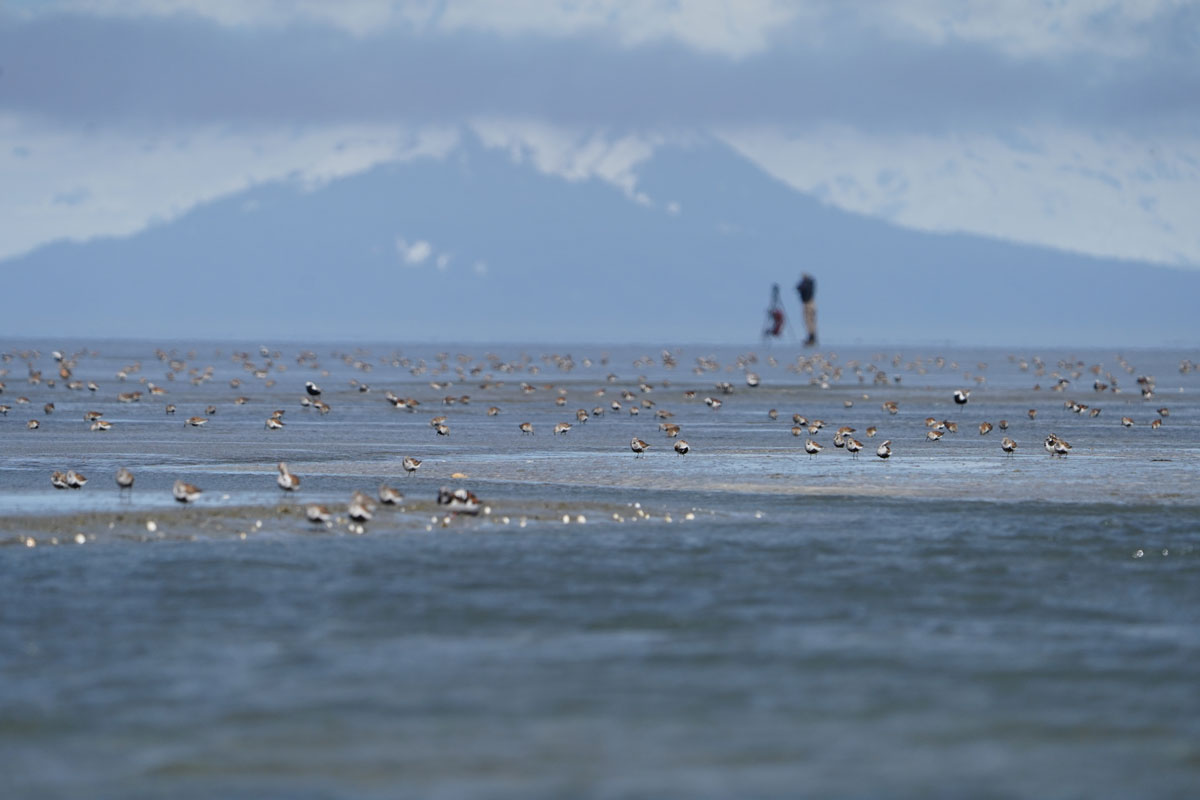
[[396, 237, 432, 264], [720, 124, 1200, 266], [3, 6, 1197, 135], [0, 115, 457, 261], [471, 119, 661, 201]]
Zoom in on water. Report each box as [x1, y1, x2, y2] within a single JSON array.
[[2, 341, 1199, 798]]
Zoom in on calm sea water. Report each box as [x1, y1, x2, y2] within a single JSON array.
[[2, 340, 1199, 798]]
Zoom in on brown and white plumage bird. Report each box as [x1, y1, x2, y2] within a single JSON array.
[[674, 440, 689, 455], [1001, 437, 1017, 456], [276, 462, 300, 491], [519, 422, 534, 435], [116, 467, 134, 490], [846, 438, 863, 457], [875, 440, 892, 460], [437, 486, 481, 515], [173, 479, 202, 503], [65, 470, 87, 489], [379, 484, 403, 505], [804, 439, 823, 456], [979, 422, 993, 435], [306, 504, 332, 524], [631, 437, 650, 457], [553, 422, 572, 435], [402, 456, 422, 476]]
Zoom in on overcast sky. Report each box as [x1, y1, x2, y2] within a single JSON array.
[[2, 0, 1199, 267]]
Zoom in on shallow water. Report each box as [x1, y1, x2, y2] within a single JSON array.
[[2, 341, 1199, 798]]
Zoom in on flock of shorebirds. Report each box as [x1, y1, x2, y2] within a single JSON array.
[[4, 346, 1191, 530]]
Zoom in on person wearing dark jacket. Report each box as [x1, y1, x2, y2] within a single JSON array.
[[796, 273, 817, 346]]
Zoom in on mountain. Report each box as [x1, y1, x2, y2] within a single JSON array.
[[3, 135, 1196, 346]]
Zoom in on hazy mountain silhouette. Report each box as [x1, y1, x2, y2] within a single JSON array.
[[5, 136, 1196, 346]]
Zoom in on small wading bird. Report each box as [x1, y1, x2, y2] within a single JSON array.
[[437, 486, 481, 515], [65, 470, 87, 489], [519, 422, 534, 435], [554, 422, 571, 435], [876, 440, 892, 460], [954, 389, 970, 405], [305, 381, 322, 397], [116, 467, 134, 491], [173, 479, 202, 503], [185, 416, 207, 428], [805, 439, 823, 456], [348, 491, 375, 522], [631, 437, 650, 457], [379, 484, 403, 505], [979, 422, 993, 435], [402, 456, 422, 476], [1001, 437, 1017, 456], [674, 440, 689, 455], [306, 504, 331, 524], [846, 438, 863, 457], [276, 462, 300, 492], [50, 471, 69, 489]]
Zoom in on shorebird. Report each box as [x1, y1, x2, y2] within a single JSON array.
[[265, 416, 285, 429], [792, 414, 808, 425], [979, 422, 993, 435], [926, 430, 944, 443], [43, 402, 54, 414], [487, 406, 501, 416], [865, 426, 878, 438], [790, 426, 804, 437], [846, 438, 863, 457], [402, 456, 422, 476], [674, 440, 690, 455], [804, 439, 823, 456], [660, 423, 680, 438], [88, 419, 112, 432], [745, 373, 760, 387], [84, 410, 103, 422], [833, 432, 846, 448], [437, 486, 481, 515], [185, 416, 207, 427], [1157, 407, 1170, 418], [1121, 416, 1134, 428], [116, 467, 135, 490], [998, 419, 1009, 430], [1027, 409, 1038, 420], [306, 504, 332, 524], [705, 397, 722, 410], [882, 401, 899, 415], [379, 484, 403, 505], [173, 479, 202, 503], [276, 462, 300, 492], [553, 422, 572, 435], [768, 409, 778, 420], [631, 437, 650, 457], [575, 409, 589, 423], [348, 491, 375, 522], [876, 440, 892, 460], [205, 405, 217, 416], [165, 404, 176, 414], [1151, 418, 1162, 430], [50, 471, 69, 489], [1001, 437, 1017, 456], [954, 389, 970, 405], [519, 422, 534, 435], [305, 381, 322, 397], [27, 419, 39, 430], [434, 423, 450, 436]]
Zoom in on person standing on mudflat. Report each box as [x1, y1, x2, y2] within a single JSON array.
[[796, 273, 817, 346]]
